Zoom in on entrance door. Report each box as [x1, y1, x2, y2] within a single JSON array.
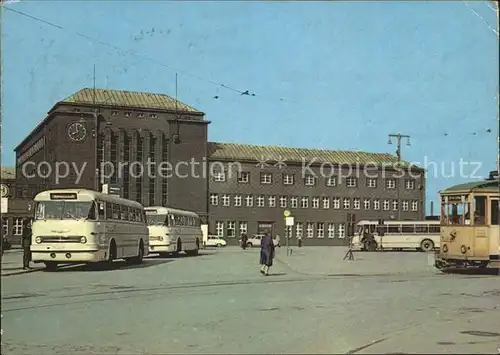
[[258, 222, 274, 235]]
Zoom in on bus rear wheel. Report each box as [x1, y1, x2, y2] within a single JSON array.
[[420, 239, 434, 252], [127, 241, 144, 264], [44, 261, 58, 271], [185, 239, 199, 256]]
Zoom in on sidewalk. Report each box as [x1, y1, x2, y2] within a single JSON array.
[[273, 246, 438, 277], [1, 249, 45, 277]]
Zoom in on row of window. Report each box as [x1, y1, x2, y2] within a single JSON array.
[[213, 172, 418, 190], [214, 221, 347, 239], [210, 194, 419, 211], [74, 108, 159, 119], [1, 217, 24, 236], [98, 131, 169, 207], [103, 203, 146, 222]]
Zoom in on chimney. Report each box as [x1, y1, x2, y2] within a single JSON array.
[[430, 201, 434, 217]]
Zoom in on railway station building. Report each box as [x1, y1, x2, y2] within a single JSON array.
[[5, 88, 426, 246]]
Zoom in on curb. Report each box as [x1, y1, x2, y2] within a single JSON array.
[[2, 267, 45, 277]]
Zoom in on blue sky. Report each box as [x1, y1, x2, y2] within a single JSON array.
[[2, 0, 499, 212]]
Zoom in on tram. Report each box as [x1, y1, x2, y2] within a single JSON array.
[[434, 171, 499, 272]]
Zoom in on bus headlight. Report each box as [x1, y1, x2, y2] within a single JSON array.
[[159, 236, 163, 241], [80, 236, 87, 244], [461, 245, 467, 254], [35, 237, 42, 244], [442, 244, 448, 253]]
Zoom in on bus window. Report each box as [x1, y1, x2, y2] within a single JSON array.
[[112, 204, 120, 220], [88, 202, 97, 220], [120, 206, 128, 221], [429, 225, 440, 233], [401, 224, 415, 233], [491, 200, 499, 225], [387, 225, 400, 234], [106, 203, 112, 220], [415, 224, 428, 233], [474, 196, 486, 225], [98, 202, 105, 219]]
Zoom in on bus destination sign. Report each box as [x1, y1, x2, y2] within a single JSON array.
[[50, 193, 78, 200], [145, 209, 157, 214]]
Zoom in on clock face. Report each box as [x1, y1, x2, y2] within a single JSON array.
[[0, 184, 9, 198], [67, 122, 87, 142]]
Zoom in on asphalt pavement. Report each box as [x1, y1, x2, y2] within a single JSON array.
[[2, 246, 499, 354]]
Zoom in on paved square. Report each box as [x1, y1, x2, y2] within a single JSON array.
[[2, 246, 499, 354]]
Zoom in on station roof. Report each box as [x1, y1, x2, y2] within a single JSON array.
[[59, 88, 203, 114], [207, 142, 421, 169], [15, 88, 204, 152]]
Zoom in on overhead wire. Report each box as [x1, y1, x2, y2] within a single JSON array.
[[3, 6, 251, 96], [3, 3, 499, 136], [462, 0, 499, 36]]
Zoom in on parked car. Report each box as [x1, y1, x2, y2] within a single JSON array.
[[205, 235, 227, 248], [239, 234, 279, 248]]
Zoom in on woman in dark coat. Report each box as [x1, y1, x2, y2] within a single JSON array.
[[260, 232, 275, 276]]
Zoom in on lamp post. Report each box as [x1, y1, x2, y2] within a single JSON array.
[[388, 133, 411, 220], [81, 111, 110, 192]]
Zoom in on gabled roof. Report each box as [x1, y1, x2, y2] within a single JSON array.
[[59, 88, 202, 114], [207, 142, 419, 168], [0, 167, 15, 181]]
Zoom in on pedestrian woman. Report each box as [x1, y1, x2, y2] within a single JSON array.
[[22, 218, 32, 270], [260, 232, 275, 276]]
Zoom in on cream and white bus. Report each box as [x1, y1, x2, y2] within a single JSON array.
[[31, 189, 149, 271], [144, 206, 202, 257], [351, 220, 440, 252]]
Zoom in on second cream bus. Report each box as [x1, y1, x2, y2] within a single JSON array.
[[144, 206, 202, 257]]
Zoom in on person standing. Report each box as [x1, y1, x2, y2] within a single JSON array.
[[241, 233, 248, 250], [297, 234, 303, 248], [260, 232, 275, 276], [22, 218, 32, 270], [275, 234, 281, 248]]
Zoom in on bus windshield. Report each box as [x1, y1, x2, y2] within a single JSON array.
[[146, 215, 167, 226], [35, 201, 96, 220]]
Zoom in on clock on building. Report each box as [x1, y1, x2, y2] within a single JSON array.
[[67, 122, 87, 142], [0, 184, 9, 198]]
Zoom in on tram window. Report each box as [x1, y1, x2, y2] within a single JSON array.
[[474, 196, 486, 225], [444, 202, 466, 225], [491, 200, 499, 225], [401, 225, 415, 233]]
